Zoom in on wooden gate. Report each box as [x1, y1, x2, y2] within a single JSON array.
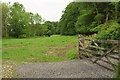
[[78, 35, 120, 71]]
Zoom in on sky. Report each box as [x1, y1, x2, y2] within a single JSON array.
[[2, 0, 73, 22]]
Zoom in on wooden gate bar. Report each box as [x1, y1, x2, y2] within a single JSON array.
[[83, 39, 118, 44], [105, 56, 115, 69], [100, 58, 114, 65], [87, 45, 118, 53], [95, 62, 114, 71], [108, 55, 119, 60], [93, 45, 118, 63], [88, 45, 108, 50], [78, 35, 119, 71], [80, 47, 98, 54]]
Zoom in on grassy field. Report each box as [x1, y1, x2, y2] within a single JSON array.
[[2, 35, 79, 77]]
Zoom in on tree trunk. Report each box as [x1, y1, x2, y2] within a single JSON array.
[[115, 3, 118, 20], [3, 24, 7, 37], [96, 8, 99, 15], [3, 20, 7, 37], [4, 25, 7, 37], [93, 3, 99, 15], [104, 12, 109, 24]]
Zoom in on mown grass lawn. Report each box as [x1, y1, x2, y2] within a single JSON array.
[[2, 35, 79, 78]]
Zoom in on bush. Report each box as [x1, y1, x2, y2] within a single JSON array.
[[19, 34, 27, 38], [92, 20, 120, 53], [94, 13, 105, 24], [114, 62, 120, 78], [46, 30, 52, 37], [94, 20, 120, 40]]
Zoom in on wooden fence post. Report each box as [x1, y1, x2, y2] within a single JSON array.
[[92, 34, 94, 37], [78, 35, 84, 59], [94, 33, 96, 36], [118, 40, 120, 77], [86, 36, 88, 44], [89, 35, 91, 39], [78, 35, 81, 58]]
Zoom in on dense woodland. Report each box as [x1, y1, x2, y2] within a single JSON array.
[[1, 2, 120, 40], [59, 2, 120, 40]]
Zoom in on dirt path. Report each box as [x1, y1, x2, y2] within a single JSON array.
[[45, 43, 76, 57], [2, 46, 25, 50], [15, 59, 116, 78]]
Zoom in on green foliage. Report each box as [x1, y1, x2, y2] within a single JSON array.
[[59, 2, 81, 35], [114, 62, 120, 78], [94, 13, 105, 24], [33, 13, 42, 24], [91, 24, 104, 32], [93, 20, 120, 54], [42, 21, 58, 36], [46, 30, 52, 37], [75, 13, 94, 34], [1, 2, 59, 38], [1, 2, 10, 37], [94, 20, 120, 40], [59, 2, 120, 36], [8, 2, 27, 38], [2, 2, 120, 39]]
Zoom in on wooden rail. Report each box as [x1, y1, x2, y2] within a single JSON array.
[[78, 34, 120, 71], [79, 39, 119, 44]]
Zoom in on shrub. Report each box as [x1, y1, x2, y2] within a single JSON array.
[[92, 20, 120, 53], [94, 13, 105, 24], [94, 20, 120, 40], [114, 62, 120, 78]]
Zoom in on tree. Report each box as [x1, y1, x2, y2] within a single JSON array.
[[32, 13, 42, 36], [33, 13, 42, 24], [2, 2, 10, 37], [24, 12, 31, 37], [43, 21, 54, 36], [110, 2, 120, 22], [59, 2, 81, 35], [8, 2, 27, 38], [26, 12, 35, 37]]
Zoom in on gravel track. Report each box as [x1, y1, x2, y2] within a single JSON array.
[[15, 59, 116, 78]]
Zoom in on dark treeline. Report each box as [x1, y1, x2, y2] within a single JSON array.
[[59, 2, 120, 40], [1, 2, 120, 39]]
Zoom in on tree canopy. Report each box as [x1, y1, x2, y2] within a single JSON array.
[[1, 1, 120, 39], [59, 2, 120, 39]]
